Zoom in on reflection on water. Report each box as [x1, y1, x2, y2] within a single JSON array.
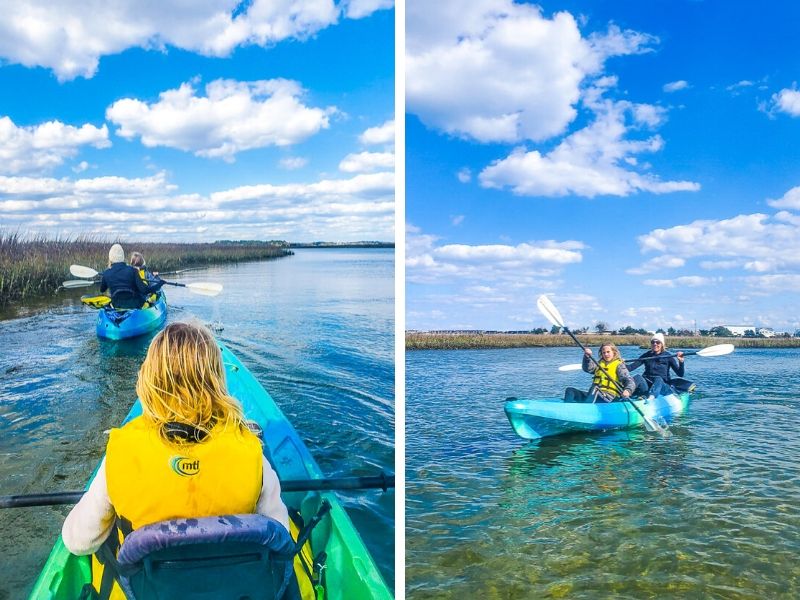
[[407, 347, 800, 599], [0, 249, 394, 598]]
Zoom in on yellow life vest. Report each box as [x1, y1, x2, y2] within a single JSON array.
[[105, 416, 263, 529], [95, 417, 316, 600], [592, 358, 622, 396], [136, 268, 146, 281]]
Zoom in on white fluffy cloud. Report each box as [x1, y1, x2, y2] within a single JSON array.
[[633, 201, 800, 277], [0, 1, 392, 81], [771, 87, 800, 116], [767, 185, 800, 209], [663, 80, 689, 93], [0, 170, 394, 241], [407, 0, 656, 143], [0, 117, 110, 174], [106, 79, 334, 160], [406, 223, 584, 284], [344, 0, 394, 20], [339, 151, 394, 173], [479, 98, 699, 197], [408, 2, 696, 199], [643, 276, 717, 288], [359, 120, 395, 145], [626, 255, 686, 275]]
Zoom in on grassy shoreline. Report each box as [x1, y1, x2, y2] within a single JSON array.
[[0, 234, 293, 306], [406, 332, 800, 350]]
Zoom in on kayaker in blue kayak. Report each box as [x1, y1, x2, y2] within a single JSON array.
[[626, 332, 685, 398], [129, 251, 160, 305], [129, 251, 158, 283], [100, 244, 164, 309], [61, 322, 289, 595], [564, 342, 636, 403]]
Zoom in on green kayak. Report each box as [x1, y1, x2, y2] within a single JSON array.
[[29, 342, 392, 600]]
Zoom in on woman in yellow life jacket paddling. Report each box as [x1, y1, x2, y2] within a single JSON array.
[[61, 322, 289, 597], [564, 342, 636, 403]]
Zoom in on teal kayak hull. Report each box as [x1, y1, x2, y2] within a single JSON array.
[[96, 292, 167, 340], [504, 392, 691, 440], [29, 341, 392, 600]]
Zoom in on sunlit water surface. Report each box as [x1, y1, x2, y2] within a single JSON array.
[[406, 346, 800, 599], [0, 248, 394, 598]]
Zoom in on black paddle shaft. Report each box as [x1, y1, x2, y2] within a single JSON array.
[[0, 474, 395, 509]]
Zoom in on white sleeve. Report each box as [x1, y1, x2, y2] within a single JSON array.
[[256, 456, 290, 532], [61, 457, 116, 556]]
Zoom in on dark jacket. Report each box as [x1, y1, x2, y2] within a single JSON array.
[[626, 350, 685, 383], [100, 263, 164, 309]]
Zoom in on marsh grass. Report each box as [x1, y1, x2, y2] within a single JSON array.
[[406, 332, 800, 350], [0, 232, 291, 306]]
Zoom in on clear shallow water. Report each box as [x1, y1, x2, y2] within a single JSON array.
[[0, 248, 394, 598], [406, 346, 800, 599]]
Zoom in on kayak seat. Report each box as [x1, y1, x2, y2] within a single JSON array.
[[109, 289, 142, 310], [101, 514, 299, 600]]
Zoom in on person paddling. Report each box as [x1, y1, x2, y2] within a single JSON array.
[[100, 244, 164, 309], [61, 322, 290, 598], [626, 332, 686, 398], [564, 342, 636, 403], [129, 251, 158, 283]]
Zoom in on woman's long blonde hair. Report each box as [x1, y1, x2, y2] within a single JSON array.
[[136, 322, 246, 443], [130, 252, 146, 268]]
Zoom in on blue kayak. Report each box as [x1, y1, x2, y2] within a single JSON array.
[[504, 392, 691, 440], [96, 292, 167, 340]]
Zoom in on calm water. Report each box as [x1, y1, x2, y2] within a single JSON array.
[[406, 346, 800, 599], [0, 248, 394, 598]]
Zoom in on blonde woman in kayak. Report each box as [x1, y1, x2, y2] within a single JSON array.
[[61, 322, 289, 596], [564, 342, 636, 403]]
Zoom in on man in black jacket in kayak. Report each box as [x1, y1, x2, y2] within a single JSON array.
[[626, 332, 688, 398], [100, 244, 165, 309]]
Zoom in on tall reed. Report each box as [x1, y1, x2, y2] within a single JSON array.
[[0, 232, 291, 306], [406, 332, 800, 350]]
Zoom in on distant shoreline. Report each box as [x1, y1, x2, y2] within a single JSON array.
[[289, 242, 394, 248], [406, 332, 800, 350]]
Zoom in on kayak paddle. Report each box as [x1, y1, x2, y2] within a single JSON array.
[[69, 264, 223, 297], [557, 343, 735, 372], [70, 264, 99, 279], [0, 473, 395, 508], [537, 295, 670, 437], [62, 280, 97, 289]]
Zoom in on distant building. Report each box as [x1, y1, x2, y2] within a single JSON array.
[[722, 325, 756, 336], [757, 327, 776, 338]]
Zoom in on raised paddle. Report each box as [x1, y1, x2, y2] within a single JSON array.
[[68, 264, 223, 297], [557, 343, 735, 371], [537, 295, 669, 436], [0, 473, 395, 509]]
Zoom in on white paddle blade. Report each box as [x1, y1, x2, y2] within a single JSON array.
[[558, 363, 583, 372], [536, 295, 565, 328], [70, 264, 99, 278], [62, 280, 96, 289], [185, 282, 223, 297], [697, 343, 734, 357]]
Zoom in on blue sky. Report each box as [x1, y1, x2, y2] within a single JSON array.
[[406, 0, 800, 333], [0, 0, 394, 243]]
